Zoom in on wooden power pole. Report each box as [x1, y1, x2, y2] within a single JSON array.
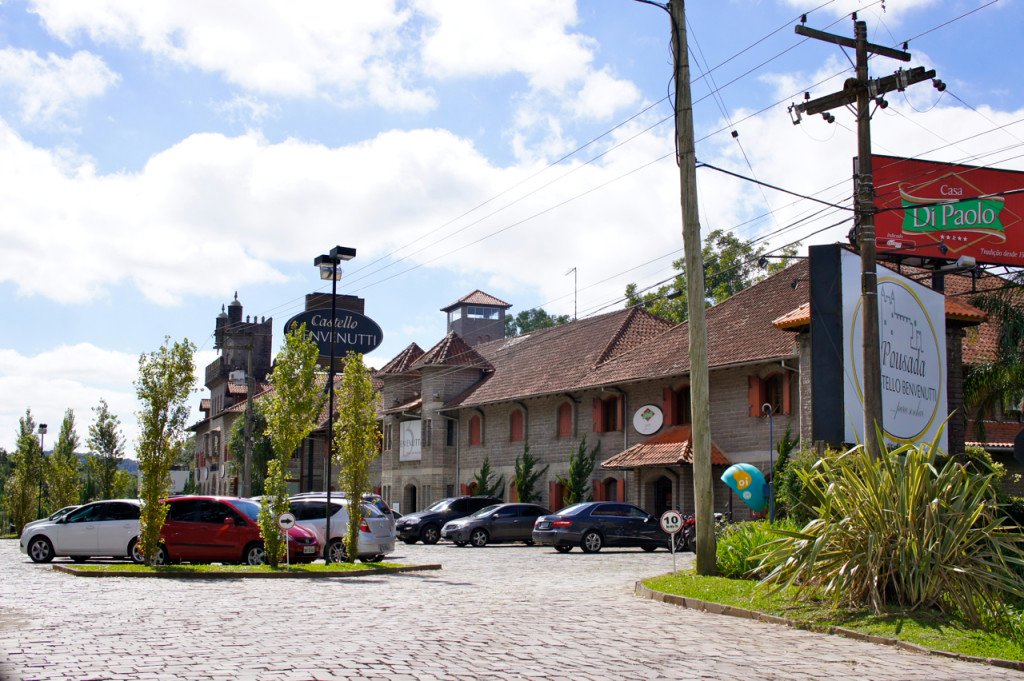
[[793, 16, 935, 458], [669, 0, 715, 575]]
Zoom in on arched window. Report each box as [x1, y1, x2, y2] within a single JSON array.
[[469, 414, 483, 446], [509, 409, 524, 442], [557, 402, 573, 438]]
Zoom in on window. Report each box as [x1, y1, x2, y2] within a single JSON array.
[[467, 306, 499, 319], [422, 419, 432, 448], [446, 419, 456, 447], [384, 423, 393, 451], [557, 402, 573, 438], [592, 395, 623, 433], [509, 409, 524, 442], [104, 503, 141, 521], [447, 310, 460, 325], [748, 372, 792, 416], [469, 414, 483, 446], [167, 499, 204, 523], [663, 385, 691, 426]]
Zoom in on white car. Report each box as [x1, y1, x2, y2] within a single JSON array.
[[288, 496, 395, 562], [20, 499, 141, 563], [22, 505, 81, 533]]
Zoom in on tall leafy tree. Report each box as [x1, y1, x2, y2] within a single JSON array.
[[334, 353, 381, 563], [3, 410, 44, 533], [86, 399, 125, 500], [625, 229, 798, 323], [472, 456, 505, 498], [47, 409, 82, 510], [512, 444, 548, 505], [259, 324, 324, 567], [504, 308, 572, 337], [965, 276, 1024, 439], [558, 436, 600, 506], [135, 337, 196, 564]]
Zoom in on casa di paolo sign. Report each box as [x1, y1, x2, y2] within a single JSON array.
[[873, 154, 1024, 267], [283, 309, 383, 356], [841, 249, 947, 450]]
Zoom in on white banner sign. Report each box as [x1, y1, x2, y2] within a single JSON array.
[[842, 250, 948, 451], [399, 420, 422, 461]]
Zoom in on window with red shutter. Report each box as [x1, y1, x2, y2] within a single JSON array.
[[469, 414, 482, 446], [557, 402, 573, 438], [509, 409, 524, 442]]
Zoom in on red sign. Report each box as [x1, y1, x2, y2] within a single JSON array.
[[873, 154, 1024, 267]]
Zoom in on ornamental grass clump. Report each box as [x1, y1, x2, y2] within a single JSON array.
[[716, 519, 799, 580], [758, 441, 1024, 625]]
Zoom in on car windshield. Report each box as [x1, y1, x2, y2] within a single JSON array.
[[232, 499, 260, 522], [555, 503, 589, 516], [469, 504, 502, 518], [425, 499, 454, 512]]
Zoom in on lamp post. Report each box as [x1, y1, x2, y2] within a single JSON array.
[[761, 404, 775, 523], [37, 423, 47, 518], [314, 245, 356, 563]]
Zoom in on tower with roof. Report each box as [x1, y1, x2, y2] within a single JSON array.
[[441, 290, 512, 346]]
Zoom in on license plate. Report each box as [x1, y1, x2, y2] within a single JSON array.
[[303, 545, 316, 554], [537, 522, 550, 529]]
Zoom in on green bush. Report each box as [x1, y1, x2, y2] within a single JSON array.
[[759, 442, 1024, 625], [716, 519, 799, 579], [774, 446, 842, 523]]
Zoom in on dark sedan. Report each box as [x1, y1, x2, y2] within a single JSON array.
[[532, 501, 678, 553], [441, 503, 550, 547], [396, 496, 502, 544]]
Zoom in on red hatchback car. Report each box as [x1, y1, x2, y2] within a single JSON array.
[[132, 496, 319, 565]]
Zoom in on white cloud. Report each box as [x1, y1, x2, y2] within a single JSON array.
[[0, 48, 119, 123], [29, 0, 433, 112]]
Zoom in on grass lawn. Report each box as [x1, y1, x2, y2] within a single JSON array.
[[69, 560, 402, 574], [644, 571, 1024, 662]]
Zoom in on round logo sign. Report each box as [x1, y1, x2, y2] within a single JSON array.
[[283, 308, 384, 356], [633, 404, 664, 435], [660, 510, 683, 534], [278, 512, 296, 530]]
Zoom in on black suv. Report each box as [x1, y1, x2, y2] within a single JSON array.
[[396, 496, 502, 544]]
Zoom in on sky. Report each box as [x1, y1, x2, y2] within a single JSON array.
[[0, 0, 1021, 454]]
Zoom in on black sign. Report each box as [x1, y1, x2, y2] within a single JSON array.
[[283, 309, 384, 356]]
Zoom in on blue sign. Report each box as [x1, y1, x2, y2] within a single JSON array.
[[721, 463, 767, 513], [283, 309, 384, 356]]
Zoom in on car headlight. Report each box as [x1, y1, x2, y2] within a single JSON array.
[[405, 517, 421, 525]]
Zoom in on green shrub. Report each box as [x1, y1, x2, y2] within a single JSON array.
[[716, 519, 799, 579], [759, 442, 1024, 625], [774, 446, 842, 523]]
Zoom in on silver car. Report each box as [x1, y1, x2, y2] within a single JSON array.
[[288, 497, 395, 562], [19, 500, 140, 563]]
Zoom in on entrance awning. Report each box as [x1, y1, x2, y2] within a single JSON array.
[[601, 425, 730, 470]]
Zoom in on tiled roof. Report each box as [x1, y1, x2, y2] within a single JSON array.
[[771, 298, 988, 330], [413, 331, 493, 370], [966, 421, 1023, 449], [445, 307, 671, 408], [440, 290, 512, 312], [377, 343, 425, 376], [601, 425, 730, 469], [227, 382, 249, 395], [383, 397, 422, 415], [200, 398, 211, 412], [772, 303, 809, 331]]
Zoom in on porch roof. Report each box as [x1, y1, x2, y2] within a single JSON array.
[[601, 425, 730, 470]]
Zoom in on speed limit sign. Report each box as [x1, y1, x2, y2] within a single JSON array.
[[660, 510, 683, 534]]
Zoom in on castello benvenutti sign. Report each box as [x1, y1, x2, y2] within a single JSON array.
[[873, 154, 1024, 267], [283, 308, 383, 356]]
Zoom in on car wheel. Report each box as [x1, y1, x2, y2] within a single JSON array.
[[27, 536, 54, 563], [420, 524, 440, 545], [642, 544, 657, 552], [470, 528, 489, 548], [71, 555, 90, 563], [402, 537, 418, 545], [327, 539, 348, 562], [129, 538, 145, 564], [554, 544, 572, 553], [454, 541, 467, 547], [581, 530, 603, 553], [244, 542, 267, 566]]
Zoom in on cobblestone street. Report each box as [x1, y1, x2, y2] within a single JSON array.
[[0, 539, 1019, 680]]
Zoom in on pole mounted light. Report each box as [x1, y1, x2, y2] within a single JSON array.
[[37, 424, 47, 518], [313, 245, 356, 563], [760, 404, 775, 523]]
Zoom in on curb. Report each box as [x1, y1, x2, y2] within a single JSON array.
[[53, 563, 442, 579], [634, 580, 1024, 672]]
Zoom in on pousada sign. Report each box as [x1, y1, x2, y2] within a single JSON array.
[[873, 154, 1023, 267]]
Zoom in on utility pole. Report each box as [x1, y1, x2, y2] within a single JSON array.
[[242, 344, 254, 497], [793, 16, 936, 459], [669, 0, 715, 575]]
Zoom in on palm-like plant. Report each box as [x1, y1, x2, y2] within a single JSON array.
[[964, 279, 1024, 439], [758, 440, 1024, 625]]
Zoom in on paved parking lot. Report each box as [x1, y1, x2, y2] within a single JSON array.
[[0, 538, 1019, 680]]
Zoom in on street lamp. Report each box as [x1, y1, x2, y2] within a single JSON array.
[[37, 423, 47, 518], [314, 245, 356, 563]]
